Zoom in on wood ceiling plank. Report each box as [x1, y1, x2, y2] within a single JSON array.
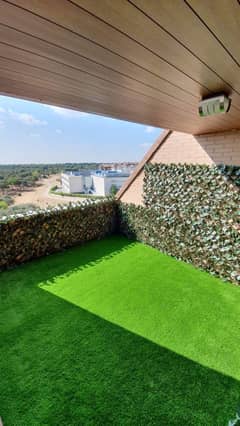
[[4, 0, 209, 97], [0, 60, 201, 125], [0, 0, 239, 134], [187, 0, 240, 65], [0, 24, 198, 107], [0, 50, 237, 130], [71, 0, 240, 118], [0, 76, 199, 132], [72, 0, 236, 95], [1, 40, 236, 129], [10, 0, 240, 120], [0, 42, 199, 115], [0, 72, 236, 135], [131, 0, 240, 95]]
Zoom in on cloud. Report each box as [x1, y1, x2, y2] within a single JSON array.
[[8, 109, 47, 126], [30, 132, 40, 137], [145, 126, 155, 133], [140, 142, 152, 148], [47, 105, 89, 118], [56, 128, 63, 134], [0, 107, 47, 126]]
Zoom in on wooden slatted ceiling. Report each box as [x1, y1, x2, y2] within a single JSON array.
[[0, 1, 239, 134]]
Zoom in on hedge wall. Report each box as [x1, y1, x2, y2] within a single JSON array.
[[1, 165, 240, 283], [118, 164, 240, 284], [0, 200, 116, 270]]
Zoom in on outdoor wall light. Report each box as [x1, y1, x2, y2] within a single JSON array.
[[199, 94, 231, 117]]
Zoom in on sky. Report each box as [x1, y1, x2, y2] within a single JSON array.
[[0, 95, 162, 164]]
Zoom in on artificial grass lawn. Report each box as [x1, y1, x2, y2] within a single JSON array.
[[1, 236, 240, 425]]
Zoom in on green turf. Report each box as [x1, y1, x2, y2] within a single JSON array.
[[1, 236, 240, 425]]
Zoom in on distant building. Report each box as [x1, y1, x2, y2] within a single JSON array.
[[61, 171, 92, 194], [61, 169, 131, 196], [92, 170, 130, 196], [99, 163, 136, 174]]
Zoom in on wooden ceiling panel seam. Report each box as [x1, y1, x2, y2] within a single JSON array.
[[0, 53, 238, 128], [68, 0, 240, 119], [64, 0, 240, 114], [0, 85, 235, 135], [0, 63, 203, 125], [0, 24, 202, 105], [187, 0, 240, 66], [0, 78, 200, 132], [0, 60, 193, 114], [6, 1, 240, 118], [4, 0, 212, 96], [0, 51, 199, 114], [0, 7, 206, 102], [0, 80, 236, 135], [0, 25, 200, 105], [184, 0, 240, 68], [0, 0, 239, 134], [129, 0, 240, 97], [70, 0, 240, 101], [0, 40, 199, 110], [68, 0, 214, 91], [0, 72, 232, 133]]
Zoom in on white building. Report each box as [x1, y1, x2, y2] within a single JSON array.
[[61, 170, 130, 196], [92, 171, 130, 196], [61, 171, 92, 194]]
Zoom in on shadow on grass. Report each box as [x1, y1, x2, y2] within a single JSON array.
[[4, 235, 136, 286], [1, 236, 240, 425]]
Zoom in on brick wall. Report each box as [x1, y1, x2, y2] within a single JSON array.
[[120, 130, 240, 205]]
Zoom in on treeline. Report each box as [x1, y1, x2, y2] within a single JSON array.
[[0, 163, 100, 189]]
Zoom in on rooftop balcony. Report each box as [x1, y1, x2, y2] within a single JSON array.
[[1, 210, 240, 425], [1, 157, 240, 424], [1, 1, 240, 423]]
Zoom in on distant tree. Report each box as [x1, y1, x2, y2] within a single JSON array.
[[0, 181, 7, 189], [32, 170, 40, 181], [109, 184, 118, 196], [0, 200, 8, 209], [6, 177, 18, 186]]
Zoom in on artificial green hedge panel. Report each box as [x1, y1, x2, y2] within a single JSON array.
[[118, 164, 240, 284], [0, 200, 116, 270]]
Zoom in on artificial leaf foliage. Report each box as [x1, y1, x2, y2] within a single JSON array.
[[118, 164, 240, 284], [0, 200, 117, 270]]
